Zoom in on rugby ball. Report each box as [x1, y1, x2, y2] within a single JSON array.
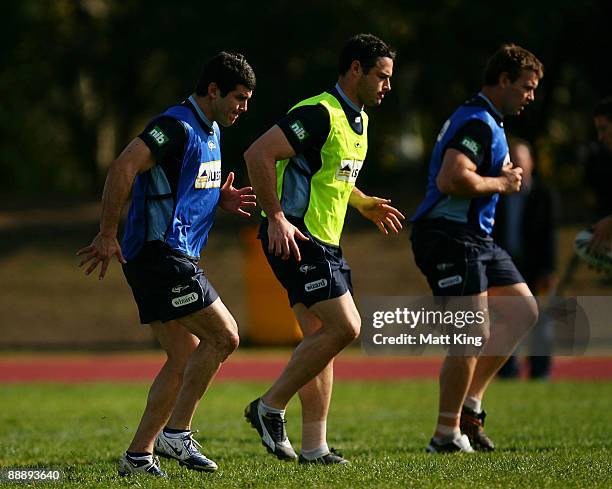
[[574, 229, 612, 273]]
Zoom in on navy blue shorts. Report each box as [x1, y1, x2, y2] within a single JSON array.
[[411, 219, 524, 296], [259, 219, 353, 308], [122, 241, 218, 324]]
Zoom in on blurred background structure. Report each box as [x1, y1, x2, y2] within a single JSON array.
[[1, 0, 611, 349]]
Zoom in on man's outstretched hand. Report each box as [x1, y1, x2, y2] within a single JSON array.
[[77, 234, 126, 280], [219, 171, 257, 217], [354, 195, 405, 235]]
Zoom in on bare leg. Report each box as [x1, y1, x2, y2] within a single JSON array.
[[262, 292, 359, 409], [128, 322, 199, 453], [166, 298, 239, 430], [435, 356, 479, 435], [434, 292, 487, 437], [467, 283, 538, 401], [293, 305, 333, 452]]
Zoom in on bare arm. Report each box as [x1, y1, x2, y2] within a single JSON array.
[[77, 138, 155, 279], [349, 187, 405, 234], [244, 125, 309, 261], [436, 148, 522, 197]]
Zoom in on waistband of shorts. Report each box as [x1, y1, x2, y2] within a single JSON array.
[[412, 218, 491, 240], [259, 216, 341, 250], [133, 240, 199, 263]]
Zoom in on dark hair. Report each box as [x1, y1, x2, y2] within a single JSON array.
[[594, 96, 612, 120], [338, 33, 396, 76], [483, 43, 543, 86], [195, 51, 256, 97]]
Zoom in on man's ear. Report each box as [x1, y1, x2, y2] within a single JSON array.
[[499, 72, 511, 88], [350, 60, 362, 77], [208, 82, 220, 99]]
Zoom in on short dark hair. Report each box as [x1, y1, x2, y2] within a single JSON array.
[[483, 43, 543, 86], [594, 96, 612, 120], [338, 33, 396, 76], [195, 51, 256, 97]]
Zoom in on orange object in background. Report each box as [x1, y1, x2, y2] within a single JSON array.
[[242, 226, 302, 345]]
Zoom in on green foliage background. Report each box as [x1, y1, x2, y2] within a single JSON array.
[[2, 0, 610, 205]]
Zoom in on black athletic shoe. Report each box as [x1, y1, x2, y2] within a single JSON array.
[[118, 453, 166, 477], [460, 407, 495, 451], [426, 434, 474, 453], [244, 398, 298, 461], [299, 447, 349, 465]]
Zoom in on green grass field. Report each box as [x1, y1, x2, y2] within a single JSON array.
[[1, 380, 611, 488]]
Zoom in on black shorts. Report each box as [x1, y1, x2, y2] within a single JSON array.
[[122, 241, 218, 324], [411, 219, 524, 296], [259, 218, 353, 308]]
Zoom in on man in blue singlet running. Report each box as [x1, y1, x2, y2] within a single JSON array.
[[77, 52, 256, 476], [411, 44, 543, 453]]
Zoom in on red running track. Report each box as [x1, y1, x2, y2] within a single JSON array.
[[0, 354, 611, 383]]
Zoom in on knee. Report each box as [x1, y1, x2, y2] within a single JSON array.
[[218, 318, 240, 358], [479, 322, 492, 345], [166, 339, 199, 375], [335, 313, 361, 345], [225, 329, 240, 355], [519, 297, 539, 330]]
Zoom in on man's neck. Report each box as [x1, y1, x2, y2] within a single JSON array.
[[479, 86, 505, 117], [191, 94, 215, 125], [336, 78, 363, 110]]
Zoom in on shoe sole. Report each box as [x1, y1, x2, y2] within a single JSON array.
[[243, 404, 297, 462], [298, 459, 350, 465], [154, 448, 218, 472], [117, 466, 166, 477]]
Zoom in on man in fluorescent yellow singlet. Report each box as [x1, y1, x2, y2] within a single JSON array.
[[243, 33, 404, 465]]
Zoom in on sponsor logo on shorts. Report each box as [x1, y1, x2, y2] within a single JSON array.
[[436, 262, 454, 271], [289, 120, 309, 141], [335, 159, 363, 183], [437, 275, 463, 289], [171, 292, 199, 307], [171, 284, 190, 293], [460, 136, 481, 155], [299, 264, 316, 273], [149, 125, 169, 146], [305, 278, 328, 292], [195, 160, 222, 189]]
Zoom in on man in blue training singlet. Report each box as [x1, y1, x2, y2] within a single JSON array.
[[77, 52, 256, 476], [411, 44, 543, 453]]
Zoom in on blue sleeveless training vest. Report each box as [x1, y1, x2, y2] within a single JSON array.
[[411, 97, 509, 235], [122, 103, 222, 260]]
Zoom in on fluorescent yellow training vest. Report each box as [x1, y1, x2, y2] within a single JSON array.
[[274, 92, 369, 246]]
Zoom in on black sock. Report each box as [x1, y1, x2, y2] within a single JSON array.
[[126, 451, 152, 458], [163, 427, 188, 434]]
